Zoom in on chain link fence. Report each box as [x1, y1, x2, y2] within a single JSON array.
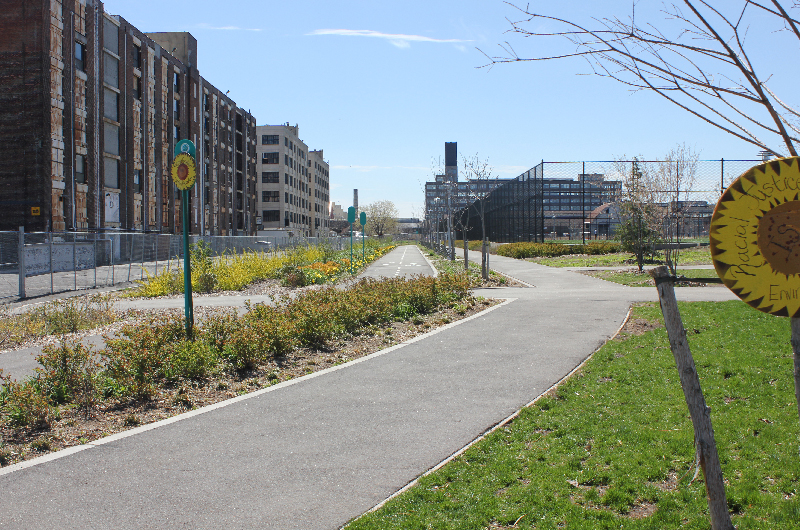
[[455, 159, 762, 244], [0, 230, 346, 302]]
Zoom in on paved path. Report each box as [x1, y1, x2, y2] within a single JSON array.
[[0, 245, 737, 529]]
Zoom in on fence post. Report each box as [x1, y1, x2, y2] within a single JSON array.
[[49, 231, 54, 294], [18, 226, 25, 299], [73, 233, 77, 291], [720, 158, 725, 196]]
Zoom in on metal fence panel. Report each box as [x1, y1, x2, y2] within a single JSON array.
[[450, 159, 762, 244], [0, 231, 346, 303]]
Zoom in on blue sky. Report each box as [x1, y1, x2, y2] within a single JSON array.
[[102, 0, 798, 217]]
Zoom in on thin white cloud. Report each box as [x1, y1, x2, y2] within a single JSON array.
[[308, 29, 471, 49], [332, 165, 429, 172], [196, 23, 261, 32]]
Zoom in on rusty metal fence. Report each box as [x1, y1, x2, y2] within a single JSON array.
[[0, 230, 346, 302]]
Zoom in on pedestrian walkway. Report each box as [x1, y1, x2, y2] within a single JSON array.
[[0, 245, 736, 529]]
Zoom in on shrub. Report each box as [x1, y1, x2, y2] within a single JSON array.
[[161, 339, 218, 381], [190, 241, 217, 293], [35, 341, 100, 409], [496, 241, 621, 259], [102, 314, 186, 399], [0, 377, 54, 429]]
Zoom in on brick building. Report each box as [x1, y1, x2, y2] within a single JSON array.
[[255, 123, 330, 237], [0, 0, 257, 234]]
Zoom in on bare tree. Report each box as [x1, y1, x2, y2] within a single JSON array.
[[655, 144, 700, 273], [483, 1, 800, 157], [363, 200, 398, 237], [462, 154, 499, 280]]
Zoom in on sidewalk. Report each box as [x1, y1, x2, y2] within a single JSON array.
[[0, 245, 736, 529]]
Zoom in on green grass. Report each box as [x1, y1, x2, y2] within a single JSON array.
[[533, 246, 712, 268], [347, 301, 800, 529], [585, 268, 720, 287]]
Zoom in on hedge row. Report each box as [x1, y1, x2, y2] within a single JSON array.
[[496, 241, 621, 259]]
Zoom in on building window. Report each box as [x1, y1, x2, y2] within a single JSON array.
[[173, 99, 180, 120], [174, 126, 180, 140], [262, 191, 279, 203], [261, 134, 279, 145], [285, 192, 289, 203], [132, 44, 142, 69], [103, 122, 119, 156], [75, 154, 86, 184], [103, 88, 118, 121], [103, 157, 119, 189], [103, 52, 119, 88], [262, 152, 279, 164], [263, 210, 280, 223], [103, 18, 119, 54], [133, 169, 141, 192], [262, 172, 279, 183], [132, 76, 142, 100], [173, 71, 180, 92], [75, 42, 85, 72]]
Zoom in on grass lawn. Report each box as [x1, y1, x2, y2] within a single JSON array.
[[584, 268, 721, 287], [347, 301, 800, 529], [532, 246, 712, 268]]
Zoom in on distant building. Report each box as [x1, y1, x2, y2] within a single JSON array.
[[424, 142, 505, 225], [330, 202, 347, 221], [0, 0, 257, 234], [254, 123, 330, 237]]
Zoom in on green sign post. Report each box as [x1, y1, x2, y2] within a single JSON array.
[[171, 140, 197, 338], [360, 211, 366, 261], [347, 206, 356, 273]]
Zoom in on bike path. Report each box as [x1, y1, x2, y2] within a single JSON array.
[[0, 246, 736, 529]]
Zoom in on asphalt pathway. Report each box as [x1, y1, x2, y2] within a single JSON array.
[[0, 245, 737, 529]]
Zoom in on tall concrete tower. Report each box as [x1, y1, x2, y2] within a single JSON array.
[[444, 142, 458, 182], [353, 189, 359, 211]]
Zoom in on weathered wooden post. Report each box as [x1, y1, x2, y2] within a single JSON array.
[[650, 266, 733, 530]]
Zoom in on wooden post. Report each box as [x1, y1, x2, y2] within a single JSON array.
[[649, 266, 733, 530], [791, 317, 800, 457]]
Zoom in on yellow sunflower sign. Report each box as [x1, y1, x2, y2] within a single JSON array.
[[710, 156, 800, 317], [171, 152, 196, 190]]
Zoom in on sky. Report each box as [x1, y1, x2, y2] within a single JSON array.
[[102, 0, 800, 218]]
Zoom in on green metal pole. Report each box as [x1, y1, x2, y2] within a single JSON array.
[[362, 231, 365, 262], [350, 223, 353, 273], [182, 189, 194, 337]]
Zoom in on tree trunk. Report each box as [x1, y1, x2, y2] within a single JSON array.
[[791, 317, 800, 457], [650, 266, 733, 530], [463, 238, 469, 271]]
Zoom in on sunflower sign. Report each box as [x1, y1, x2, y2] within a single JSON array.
[[171, 151, 196, 191], [710, 156, 800, 317]]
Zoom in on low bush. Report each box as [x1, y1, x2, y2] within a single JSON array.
[[131, 242, 397, 296], [1, 273, 475, 434], [496, 241, 621, 259], [35, 341, 100, 409]]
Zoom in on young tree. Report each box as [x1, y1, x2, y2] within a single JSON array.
[[615, 158, 664, 272], [363, 200, 398, 237], [462, 154, 499, 280], [483, 1, 800, 157]]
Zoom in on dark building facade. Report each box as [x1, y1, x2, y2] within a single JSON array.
[[0, 0, 257, 234]]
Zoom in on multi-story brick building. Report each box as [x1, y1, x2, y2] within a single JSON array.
[[0, 0, 257, 234], [255, 123, 330, 237]]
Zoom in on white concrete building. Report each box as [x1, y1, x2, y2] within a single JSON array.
[[255, 124, 330, 237]]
